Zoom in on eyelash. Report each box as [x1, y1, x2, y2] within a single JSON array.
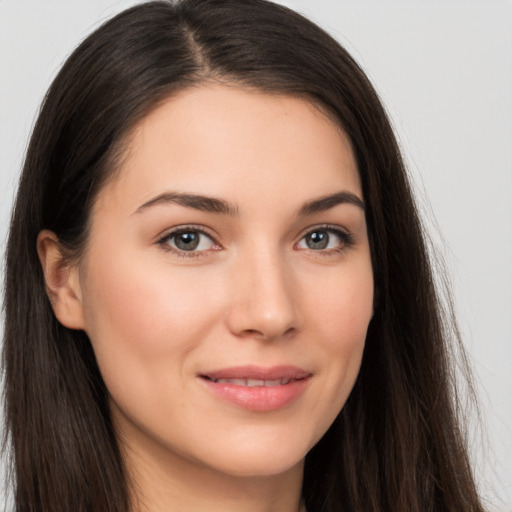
[[296, 224, 355, 256], [156, 224, 354, 258], [157, 225, 221, 258]]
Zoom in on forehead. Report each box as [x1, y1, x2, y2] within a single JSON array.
[[97, 85, 361, 214]]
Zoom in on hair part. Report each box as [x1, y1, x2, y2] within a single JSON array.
[[3, 1, 484, 511]]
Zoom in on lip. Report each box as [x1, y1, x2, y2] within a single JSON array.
[[198, 365, 312, 412]]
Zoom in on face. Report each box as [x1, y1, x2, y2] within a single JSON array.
[[75, 85, 373, 478]]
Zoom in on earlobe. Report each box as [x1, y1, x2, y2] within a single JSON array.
[[37, 230, 86, 330]]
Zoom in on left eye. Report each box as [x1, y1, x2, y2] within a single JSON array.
[[161, 229, 216, 252], [297, 229, 346, 251]]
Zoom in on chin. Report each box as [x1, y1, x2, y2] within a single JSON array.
[[194, 431, 312, 478], [211, 452, 305, 479]]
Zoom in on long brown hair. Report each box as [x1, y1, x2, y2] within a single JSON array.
[[3, 1, 485, 510]]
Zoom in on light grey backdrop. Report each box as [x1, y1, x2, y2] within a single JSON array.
[[1, 1, 511, 510]]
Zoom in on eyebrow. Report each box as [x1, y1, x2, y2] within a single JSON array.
[[134, 190, 364, 216], [298, 191, 365, 215], [134, 192, 239, 216]]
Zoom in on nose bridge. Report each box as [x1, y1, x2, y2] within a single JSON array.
[[226, 244, 299, 340]]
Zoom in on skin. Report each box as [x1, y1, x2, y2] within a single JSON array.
[[38, 85, 374, 512]]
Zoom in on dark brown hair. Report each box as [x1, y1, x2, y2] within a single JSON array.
[[3, 1, 485, 511]]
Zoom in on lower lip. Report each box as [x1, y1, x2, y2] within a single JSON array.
[[199, 377, 311, 412]]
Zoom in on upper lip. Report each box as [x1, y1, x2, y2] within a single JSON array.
[[200, 365, 312, 381]]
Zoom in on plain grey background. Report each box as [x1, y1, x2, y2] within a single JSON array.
[[1, 1, 511, 510]]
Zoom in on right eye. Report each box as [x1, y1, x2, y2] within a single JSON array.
[[158, 227, 220, 256]]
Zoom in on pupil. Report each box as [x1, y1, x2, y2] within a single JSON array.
[[175, 232, 199, 251], [307, 231, 328, 249]]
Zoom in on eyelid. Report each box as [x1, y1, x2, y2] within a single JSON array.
[[155, 223, 354, 257], [295, 224, 354, 252], [156, 224, 222, 256], [296, 223, 350, 240]]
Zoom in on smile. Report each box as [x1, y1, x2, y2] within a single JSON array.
[[204, 377, 296, 386], [198, 365, 312, 411]]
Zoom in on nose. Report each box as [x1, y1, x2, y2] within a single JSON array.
[[225, 249, 301, 341]]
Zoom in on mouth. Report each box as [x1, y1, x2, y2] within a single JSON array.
[[202, 376, 300, 387], [198, 365, 312, 411], [200, 364, 311, 382]]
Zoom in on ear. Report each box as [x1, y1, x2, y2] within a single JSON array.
[[37, 230, 86, 330]]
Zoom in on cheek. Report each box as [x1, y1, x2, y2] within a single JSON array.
[[300, 259, 373, 425], [79, 249, 221, 396], [329, 269, 372, 375], [305, 257, 373, 350]]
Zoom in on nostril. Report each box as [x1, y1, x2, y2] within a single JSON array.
[[238, 326, 297, 341], [239, 328, 270, 339], [283, 327, 296, 337], [224, 279, 300, 340]]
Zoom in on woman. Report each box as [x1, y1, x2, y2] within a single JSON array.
[[2, 0, 485, 511]]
